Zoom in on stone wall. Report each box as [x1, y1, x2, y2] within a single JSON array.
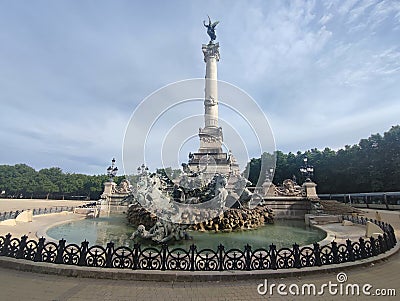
[[261, 198, 311, 220]]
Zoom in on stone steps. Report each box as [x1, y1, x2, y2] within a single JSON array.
[[261, 199, 311, 219], [319, 200, 364, 215]]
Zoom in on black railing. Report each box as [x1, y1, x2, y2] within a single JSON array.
[[0, 203, 98, 222], [319, 192, 400, 210], [0, 216, 396, 271]]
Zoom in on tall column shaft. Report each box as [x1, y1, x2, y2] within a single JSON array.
[[197, 42, 223, 154], [202, 42, 220, 129]]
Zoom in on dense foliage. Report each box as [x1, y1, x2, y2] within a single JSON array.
[[0, 165, 125, 200], [0, 126, 398, 198], [245, 125, 400, 193]]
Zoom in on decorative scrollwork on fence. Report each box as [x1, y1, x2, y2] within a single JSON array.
[[138, 247, 162, 270], [42, 242, 58, 263], [24, 240, 38, 261], [8, 237, 21, 258], [195, 249, 219, 271], [320, 245, 333, 265], [224, 249, 246, 270], [337, 244, 348, 263], [0, 215, 396, 272], [250, 249, 270, 270], [276, 248, 295, 269], [112, 246, 133, 269], [63, 244, 81, 265], [299, 247, 315, 267], [166, 248, 190, 270], [352, 241, 361, 260], [86, 246, 106, 267], [364, 240, 373, 257], [0, 236, 5, 252]]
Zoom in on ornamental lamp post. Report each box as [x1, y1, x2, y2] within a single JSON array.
[[137, 164, 149, 175], [300, 157, 314, 182], [260, 167, 275, 195], [266, 167, 274, 182], [107, 158, 118, 182]]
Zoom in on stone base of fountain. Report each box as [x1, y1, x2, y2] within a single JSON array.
[[126, 203, 158, 229], [192, 205, 274, 232], [126, 203, 274, 233]]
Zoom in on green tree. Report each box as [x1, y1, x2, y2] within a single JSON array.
[[0, 125, 399, 198]]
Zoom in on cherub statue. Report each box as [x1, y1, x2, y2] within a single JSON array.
[[203, 15, 219, 41]]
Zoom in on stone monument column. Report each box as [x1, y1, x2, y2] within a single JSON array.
[[203, 42, 220, 128], [198, 42, 223, 154], [187, 18, 240, 176]]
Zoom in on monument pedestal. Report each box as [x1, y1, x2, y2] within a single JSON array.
[[186, 41, 240, 176], [188, 151, 239, 177], [101, 181, 116, 198], [302, 181, 318, 200]]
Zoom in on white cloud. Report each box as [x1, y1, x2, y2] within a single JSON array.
[[0, 0, 399, 174], [342, 0, 400, 33], [319, 13, 333, 25], [337, 0, 359, 16], [347, 0, 376, 24]]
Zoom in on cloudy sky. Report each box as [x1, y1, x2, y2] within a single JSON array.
[[1, 0, 399, 174]]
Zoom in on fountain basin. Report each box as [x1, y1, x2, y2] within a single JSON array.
[[46, 213, 326, 250]]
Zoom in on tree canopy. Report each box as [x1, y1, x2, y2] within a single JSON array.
[[1, 125, 399, 198], [245, 125, 400, 193], [0, 165, 126, 199]]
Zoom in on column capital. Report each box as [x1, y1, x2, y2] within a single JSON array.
[[202, 42, 220, 62]]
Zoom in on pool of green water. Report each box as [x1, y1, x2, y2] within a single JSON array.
[[46, 213, 326, 250]]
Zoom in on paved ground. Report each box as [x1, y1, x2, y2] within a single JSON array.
[[0, 251, 398, 301], [0, 199, 88, 212], [0, 212, 85, 240], [0, 199, 88, 240], [0, 203, 398, 300]]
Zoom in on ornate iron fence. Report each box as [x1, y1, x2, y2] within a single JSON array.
[[0, 202, 98, 222], [0, 215, 396, 271], [0, 207, 74, 222]]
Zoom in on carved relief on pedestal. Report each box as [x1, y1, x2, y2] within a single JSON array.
[[201, 135, 220, 144]]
